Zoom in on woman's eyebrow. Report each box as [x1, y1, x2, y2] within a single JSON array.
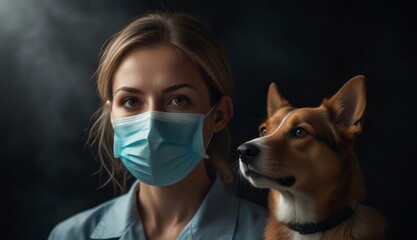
[[114, 84, 197, 95], [114, 87, 143, 95], [163, 83, 197, 93]]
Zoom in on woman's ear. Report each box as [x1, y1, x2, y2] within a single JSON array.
[[106, 100, 112, 112], [212, 95, 233, 133], [106, 100, 115, 129]]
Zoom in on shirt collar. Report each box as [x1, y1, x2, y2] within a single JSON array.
[[90, 180, 142, 239], [90, 174, 239, 239], [177, 173, 238, 239]]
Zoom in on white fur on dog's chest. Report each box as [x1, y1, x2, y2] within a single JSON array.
[[276, 191, 322, 240], [276, 191, 316, 224], [291, 232, 321, 240]]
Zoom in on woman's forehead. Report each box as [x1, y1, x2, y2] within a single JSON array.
[[112, 45, 208, 94]]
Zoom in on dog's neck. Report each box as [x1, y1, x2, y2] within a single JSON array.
[[286, 203, 358, 235], [276, 190, 317, 224], [274, 190, 358, 236]]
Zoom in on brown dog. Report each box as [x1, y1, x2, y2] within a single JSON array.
[[238, 76, 386, 239]]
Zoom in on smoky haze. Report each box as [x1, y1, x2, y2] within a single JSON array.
[[1, 1, 416, 239], [0, 0, 132, 238]]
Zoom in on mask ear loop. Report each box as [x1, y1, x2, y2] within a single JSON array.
[[203, 104, 217, 118], [203, 104, 218, 157]]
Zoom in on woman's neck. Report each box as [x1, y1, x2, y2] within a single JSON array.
[[137, 162, 212, 238]]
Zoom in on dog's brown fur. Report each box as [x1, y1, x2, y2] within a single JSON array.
[[238, 76, 386, 240]]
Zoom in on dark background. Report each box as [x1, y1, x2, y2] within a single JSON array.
[[1, 0, 415, 239]]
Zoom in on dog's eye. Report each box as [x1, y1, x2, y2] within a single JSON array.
[[260, 127, 267, 136], [289, 127, 308, 139]]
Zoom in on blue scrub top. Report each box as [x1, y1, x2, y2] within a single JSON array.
[[48, 174, 268, 240]]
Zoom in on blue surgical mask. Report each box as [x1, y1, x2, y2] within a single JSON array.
[[112, 107, 215, 186]]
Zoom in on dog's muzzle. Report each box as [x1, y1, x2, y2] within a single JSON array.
[[237, 142, 297, 187]]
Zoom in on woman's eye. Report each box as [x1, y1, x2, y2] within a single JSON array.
[[260, 127, 267, 136], [289, 127, 308, 139], [122, 97, 139, 108], [170, 96, 190, 106]]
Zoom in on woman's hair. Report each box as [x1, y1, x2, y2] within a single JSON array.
[[88, 11, 234, 193]]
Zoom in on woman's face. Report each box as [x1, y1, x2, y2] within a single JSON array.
[[109, 44, 215, 143]]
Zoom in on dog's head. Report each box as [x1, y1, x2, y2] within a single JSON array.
[[238, 75, 367, 203]]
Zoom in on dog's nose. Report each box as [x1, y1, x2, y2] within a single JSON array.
[[237, 143, 259, 164]]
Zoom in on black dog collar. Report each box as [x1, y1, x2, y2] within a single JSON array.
[[286, 203, 359, 235]]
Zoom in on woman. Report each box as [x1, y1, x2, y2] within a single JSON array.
[[48, 11, 268, 239]]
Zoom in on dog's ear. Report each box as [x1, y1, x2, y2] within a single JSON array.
[[267, 82, 290, 117], [325, 75, 366, 135]]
